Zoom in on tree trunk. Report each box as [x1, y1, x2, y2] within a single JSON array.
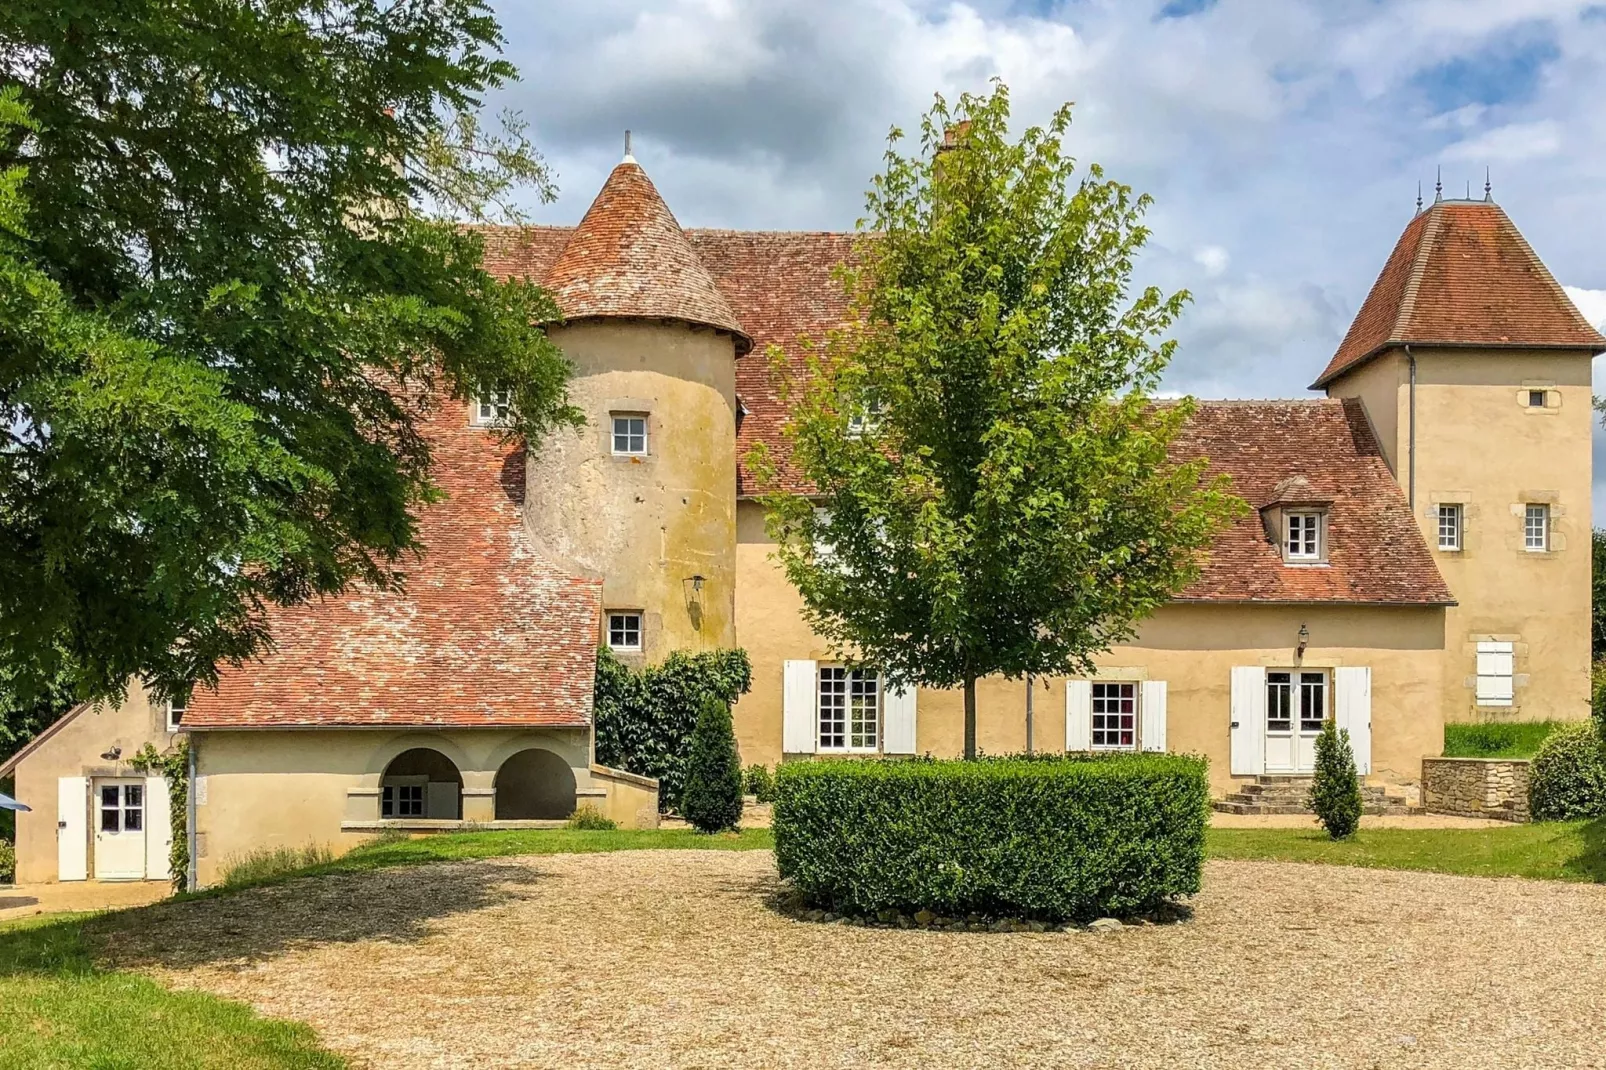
[[963, 676, 978, 760], [1025, 674, 1035, 756]]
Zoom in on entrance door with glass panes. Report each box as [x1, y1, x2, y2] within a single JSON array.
[[1264, 670, 1326, 773], [92, 779, 147, 880]]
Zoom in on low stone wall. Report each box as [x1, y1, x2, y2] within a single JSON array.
[[1421, 757, 1530, 823]]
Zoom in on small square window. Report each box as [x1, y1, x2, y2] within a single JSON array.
[[473, 389, 511, 426], [1284, 512, 1321, 561], [612, 415, 648, 455], [1436, 504, 1462, 551], [607, 612, 643, 651], [1527, 390, 1547, 408], [847, 398, 884, 437], [1524, 504, 1548, 552]]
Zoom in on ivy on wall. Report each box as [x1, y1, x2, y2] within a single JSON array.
[[593, 647, 752, 811], [131, 738, 189, 892]]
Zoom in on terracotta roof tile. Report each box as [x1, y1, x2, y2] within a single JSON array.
[[184, 404, 603, 730], [1315, 201, 1604, 387], [542, 161, 750, 353]]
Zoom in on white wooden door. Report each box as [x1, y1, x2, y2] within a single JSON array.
[[1229, 667, 1265, 776], [1334, 666, 1372, 775], [93, 779, 148, 880], [144, 777, 172, 882]]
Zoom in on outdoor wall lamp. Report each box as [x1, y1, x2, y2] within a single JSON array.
[[691, 574, 705, 593], [1296, 623, 1310, 660]]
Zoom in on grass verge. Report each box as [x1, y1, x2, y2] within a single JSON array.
[[1206, 819, 1606, 882], [1442, 720, 1567, 758]]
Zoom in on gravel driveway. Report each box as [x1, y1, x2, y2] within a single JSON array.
[[97, 850, 1606, 1069]]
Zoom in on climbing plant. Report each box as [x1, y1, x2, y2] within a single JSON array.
[[130, 739, 189, 892]]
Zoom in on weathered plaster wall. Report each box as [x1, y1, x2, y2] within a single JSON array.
[[1328, 346, 1594, 724], [1421, 757, 1530, 822], [6, 687, 178, 884], [526, 319, 738, 662], [734, 501, 1446, 794], [190, 727, 622, 887]]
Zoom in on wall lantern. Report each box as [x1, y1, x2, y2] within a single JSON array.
[[1296, 623, 1310, 660]]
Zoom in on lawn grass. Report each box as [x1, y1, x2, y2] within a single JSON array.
[[1442, 719, 1567, 758], [1206, 818, 1606, 882]]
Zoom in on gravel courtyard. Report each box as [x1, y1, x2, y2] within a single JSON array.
[[95, 850, 1606, 1069]]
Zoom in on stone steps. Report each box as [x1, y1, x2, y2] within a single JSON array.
[[1212, 775, 1420, 817]]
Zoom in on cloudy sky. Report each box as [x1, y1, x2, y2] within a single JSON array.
[[486, 0, 1606, 517]]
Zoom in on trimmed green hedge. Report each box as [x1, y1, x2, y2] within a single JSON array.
[[772, 754, 1209, 922], [1529, 722, 1606, 821]]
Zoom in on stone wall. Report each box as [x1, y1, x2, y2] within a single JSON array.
[[1421, 757, 1530, 822]]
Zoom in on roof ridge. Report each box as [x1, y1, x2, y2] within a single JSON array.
[[1391, 203, 1442, 344]]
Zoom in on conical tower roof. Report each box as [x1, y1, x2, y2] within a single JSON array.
[[1314, 199, 1604, 387], [544, 158, 750, 353]]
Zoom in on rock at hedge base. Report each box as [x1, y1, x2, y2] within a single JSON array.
[[772, 753, 1209, 923]]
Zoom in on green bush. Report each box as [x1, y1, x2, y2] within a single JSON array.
[[772, 754, 1209, 922], [744, 763, 775, 802], [1593, 660, 1606, 745], [593, 647, 752, 811], [0, 838, 14, 884], [681, 698, 745, 833], [1310, 718, 1362, 839], [566, 804, 618, 831], [1443, 720, 1565, 759], [1529, 722, 1606, 821]]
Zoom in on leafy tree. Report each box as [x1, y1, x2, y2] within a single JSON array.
[[681, 696, 744, 834], [1592, 528, 1606, 659], [753, 83, 1240, 757], [1310, 718, 1362, 839], [0, 4, 576, 722]]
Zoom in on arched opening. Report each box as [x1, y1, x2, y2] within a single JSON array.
[[380, 748, 463, 820], [494, 749, 577, 820]]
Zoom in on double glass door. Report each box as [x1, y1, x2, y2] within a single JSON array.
[[1265, 671, 1326, 773]]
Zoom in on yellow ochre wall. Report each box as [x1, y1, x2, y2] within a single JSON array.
[[1326, 347, 1594, 724], [525, 319, 739, 663], [734, 501, 1446, 793], [6, 687, 177, 884]]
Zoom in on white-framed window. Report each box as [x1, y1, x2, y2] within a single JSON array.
[[1091, 682, 1137, 750], [607, 611, 643, 652], [473, 389, 511, 426], [818, 666, 879, 751], [847, 398, 884, 438], [1523, 504, 1549, 552], [99, 783, 144, 833], [1437, 503, 1462, 551], [1475, 641, 1515, 707], [1527, 389, 1547, 408], [611, 414, 647, 455], [381, 782, 425, 819], [1284, 512, 1321, 561], [166, 690, 188, 732], [1266, 670, 1325, 733]]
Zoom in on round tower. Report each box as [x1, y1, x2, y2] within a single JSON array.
[[525, 154, 746, 663]]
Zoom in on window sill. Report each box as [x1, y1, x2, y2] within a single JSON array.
[[816, 747, 880, 756], [1281, 561, 1331, 568]]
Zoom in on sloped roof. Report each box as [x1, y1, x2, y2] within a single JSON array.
[[541, 160, 751, 353], [1314, 200, 1604, 387], [1172, 399, 1452, 605], [183, 404, 603, 730]]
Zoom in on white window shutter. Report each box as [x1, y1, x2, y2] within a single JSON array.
[[144, 776, 172, 882], [1229, 666, 1266, 776], [1334, 666, 1372, 776], [883, 684, 917, 754], [1140, 680, 1168, 752], [57, 776, 88, 881], [783, 660, 818, 754], [1065, 680, 1093, 751]]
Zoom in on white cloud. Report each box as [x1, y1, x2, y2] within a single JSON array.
[[1563, 285, 1606, 331], [1193, 246, 1230, 278], [1442, 120, 1562, 163]]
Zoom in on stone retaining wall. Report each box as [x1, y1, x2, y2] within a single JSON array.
[[1421, 757, 1530, 823]]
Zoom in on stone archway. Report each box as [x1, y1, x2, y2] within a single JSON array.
[[494, 749, 578, 820], [381, 747, 463, 820]]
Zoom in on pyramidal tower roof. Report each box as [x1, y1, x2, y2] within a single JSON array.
[[543, 156, 750, 353], [1314, 198, 1604, 387]]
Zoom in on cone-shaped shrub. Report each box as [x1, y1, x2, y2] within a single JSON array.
[[681, 697, 744, 833], [1311, 718, 1362, 839]]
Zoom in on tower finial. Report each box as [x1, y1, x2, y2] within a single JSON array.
[[1466, 179, 1471, 199], [1434, 165, 1442, 203], [1484, 166, 1492, 202], [623, 129, 634, 163], [1416, 180, 1423, 214]]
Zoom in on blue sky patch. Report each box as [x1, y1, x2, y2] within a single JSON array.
[[1411, 29, 1560, 112]]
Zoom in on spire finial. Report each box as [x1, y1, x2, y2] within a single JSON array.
[[1484, 166, 1492, 202], [623, 129, 635, 164], [1416, 180, 1423, 214], [1434, 165, 1442, 203], [1466, 179, 1472, 199]]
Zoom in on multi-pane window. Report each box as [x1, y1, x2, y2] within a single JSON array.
[[1285, 513, 1320, 560], [607, 612, 642, 652], [818, 667, 879, 751], [99, 783, 144, 833], [1475, 641, 1515, 707], [611, 414, 648, 455], [847, 398, 884, 437], [1091, 682, 1137, 750], [1266, 671, 1325, 732], [474, 389, 511, 426], [1524, 504, 1549, 552], [1436, 504, 1462, 551], [381, 783, 425, 818], [166, 690, 188, 732]]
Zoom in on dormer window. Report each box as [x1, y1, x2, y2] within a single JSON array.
[[847, 398, 884, 438], [1285, 512, 1321, 561]]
